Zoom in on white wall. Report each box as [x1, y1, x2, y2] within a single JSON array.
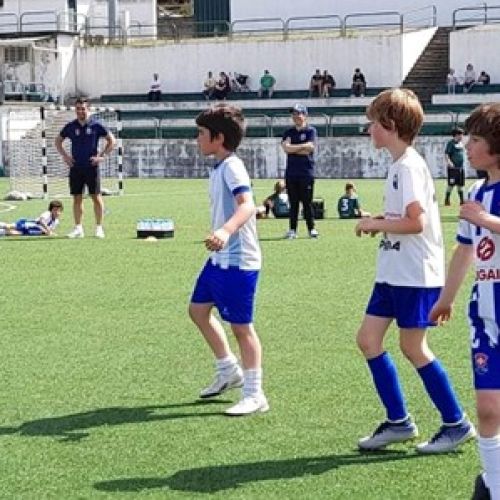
[[450, 25, 500, 83], [75, 30, 410, 97], [230, 0, 495, 28], [401, 27, 436, 80]]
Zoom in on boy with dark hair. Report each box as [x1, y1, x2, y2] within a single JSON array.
[[430, 103, 500, 499], [354, 88, 475, 453], [444, 127, 466, 206], [0, 200, 63, 236], [189, 104, 268, 416], [337, 182, 369, 219]]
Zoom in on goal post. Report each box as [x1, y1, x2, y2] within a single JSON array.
[[6, 105, 123, 199]]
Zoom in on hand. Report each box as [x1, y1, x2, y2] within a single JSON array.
[[204, 227, 230, 251], [429, 300, 452, 325], [63, 154, 74, 167], [355, 217, 380, 237], [90, 155, 104, 166], [459, 201, 486, 225]]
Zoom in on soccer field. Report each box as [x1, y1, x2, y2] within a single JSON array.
[[0, 177, 479, 499]]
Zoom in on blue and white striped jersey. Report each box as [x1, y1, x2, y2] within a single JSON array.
[[208, 154, 261, 270], [458, 179, 500, 345]]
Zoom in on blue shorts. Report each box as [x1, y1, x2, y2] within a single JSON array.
[[366, 283, 441, 329], [191, 259, 259, 325], [15, 219, 43, 236], [471, 331, 500, 390]]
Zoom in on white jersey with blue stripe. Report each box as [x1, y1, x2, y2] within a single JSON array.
[[457, 179, 500, 346], [208, 154, 261, 270]]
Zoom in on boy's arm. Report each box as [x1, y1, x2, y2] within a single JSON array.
[[282, 141, 314, 154], [355, 200, 423, 236], [205, 191, 255, 251], [429, 243, 474, 324], [460, 200, 500, 234]]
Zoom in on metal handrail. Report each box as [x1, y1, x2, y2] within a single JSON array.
[[0, 12, 18, 32], [284, 14, 342, 39], [343, 11, 403, 35], [230, 17, 286, 39], [57, 11, 86, 32], [401, 5, 437, 30], [20, 10, 58, 32], [452, 5, 500, 28]]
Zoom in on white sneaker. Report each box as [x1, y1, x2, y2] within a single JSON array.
[[225, 394, 269, 416], [284, 230, 297, 240], [199, 367, 243, 399], [95, 227, 105, 239], [309, 229, 319, 238], [67, 227, 84, 239]]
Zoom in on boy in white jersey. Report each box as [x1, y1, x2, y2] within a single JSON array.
[[354, 88, 475, 453], [189, 105, 268, 416], [0, 200, 63, 236], [430, 103, 500, 500]]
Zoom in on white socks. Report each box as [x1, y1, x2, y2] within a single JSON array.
[[243, 368, 263, 398], [479, 434, 500, 500], [216, 354, 238, 374]]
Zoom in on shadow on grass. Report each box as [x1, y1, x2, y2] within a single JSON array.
[[0, 400, 227, 442], [94, 450, 425, 493]]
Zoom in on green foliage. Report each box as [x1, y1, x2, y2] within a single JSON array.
[[0, 178, 479, 499]]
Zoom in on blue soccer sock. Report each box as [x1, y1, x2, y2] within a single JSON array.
[[367, 352, 408, 422], [417, 359, 463, 424]]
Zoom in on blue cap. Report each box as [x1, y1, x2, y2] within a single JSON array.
[[290, 103, 308, 115]]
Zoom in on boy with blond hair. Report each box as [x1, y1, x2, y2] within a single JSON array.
[[430, 103, 500, 499], [354, 88, 475, 453], [189, 104, 268, 416]]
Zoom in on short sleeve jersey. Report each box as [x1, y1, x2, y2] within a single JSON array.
[[445, 139, 465, 168], [376, 147, 444, 287], [338, 195, 360, 218], [37, 210, 59, 230], [209, 155, 261, 270], [60, 118, 109, 168], [282, 126, 317, 180], [457, 180, 500, 346]]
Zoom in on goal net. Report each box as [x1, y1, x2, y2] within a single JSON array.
[[6, 106, 122, 198]]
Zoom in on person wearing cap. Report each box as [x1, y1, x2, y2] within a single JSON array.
[[281, 104, 318, 239]]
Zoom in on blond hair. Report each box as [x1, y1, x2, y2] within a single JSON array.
[[367, 88, 424, 144]]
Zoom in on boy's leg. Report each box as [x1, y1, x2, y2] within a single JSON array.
[[188, 303, 243, 398], [476, 391, 500, 500], [399, 328, 475, 453], [285, 178, 300, 236], [357, 314, 417, 449], [298, 178, 316, 234], [225, 322, 268, 416]]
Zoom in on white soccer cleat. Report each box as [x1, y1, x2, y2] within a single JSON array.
[[416, 419, 476, 454], [309, 228, 319, 238], [199, 367, 243, 399], [284, 230, 297, 240], [95, 227, 105, 239], [67, 227, 84, 239], [225, 394, 269, 416], [358, 418, 418, 450]]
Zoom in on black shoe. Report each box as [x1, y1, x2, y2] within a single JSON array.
[[471, 474, 491, 500]]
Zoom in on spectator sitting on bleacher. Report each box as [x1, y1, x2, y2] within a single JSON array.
[[478, 70, 491, 86], [228, 72, 241, 92], [235, 72, 250, 92], [214, 71, 230, 100], [463, 63, 476, 93], [147, 73, 162, 101], [203, 71, 217, 100], [322, 70, 336, 97], [351, 68, 366, 97], [309, 69, 323, 97], [338, 182, 370, 219], [258, 70, 276, 99], [447, 68, 459, 94]]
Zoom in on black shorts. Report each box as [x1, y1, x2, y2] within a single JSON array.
[[69, 167, 101, 195], [447, 167, 465, 187]]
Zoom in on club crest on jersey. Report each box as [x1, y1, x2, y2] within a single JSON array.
[[474, 352, 489, 375], [477, 236, 495, 261], [86, 127, 92, 135], [300, 133, 306, 141], [392, 173, 398, 190], [75, 129, 80, 136]]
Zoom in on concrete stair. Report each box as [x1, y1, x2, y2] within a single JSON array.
[[403, 27, 451, 105]]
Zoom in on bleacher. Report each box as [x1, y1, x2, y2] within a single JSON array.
[[103, 86, 479, 140]]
